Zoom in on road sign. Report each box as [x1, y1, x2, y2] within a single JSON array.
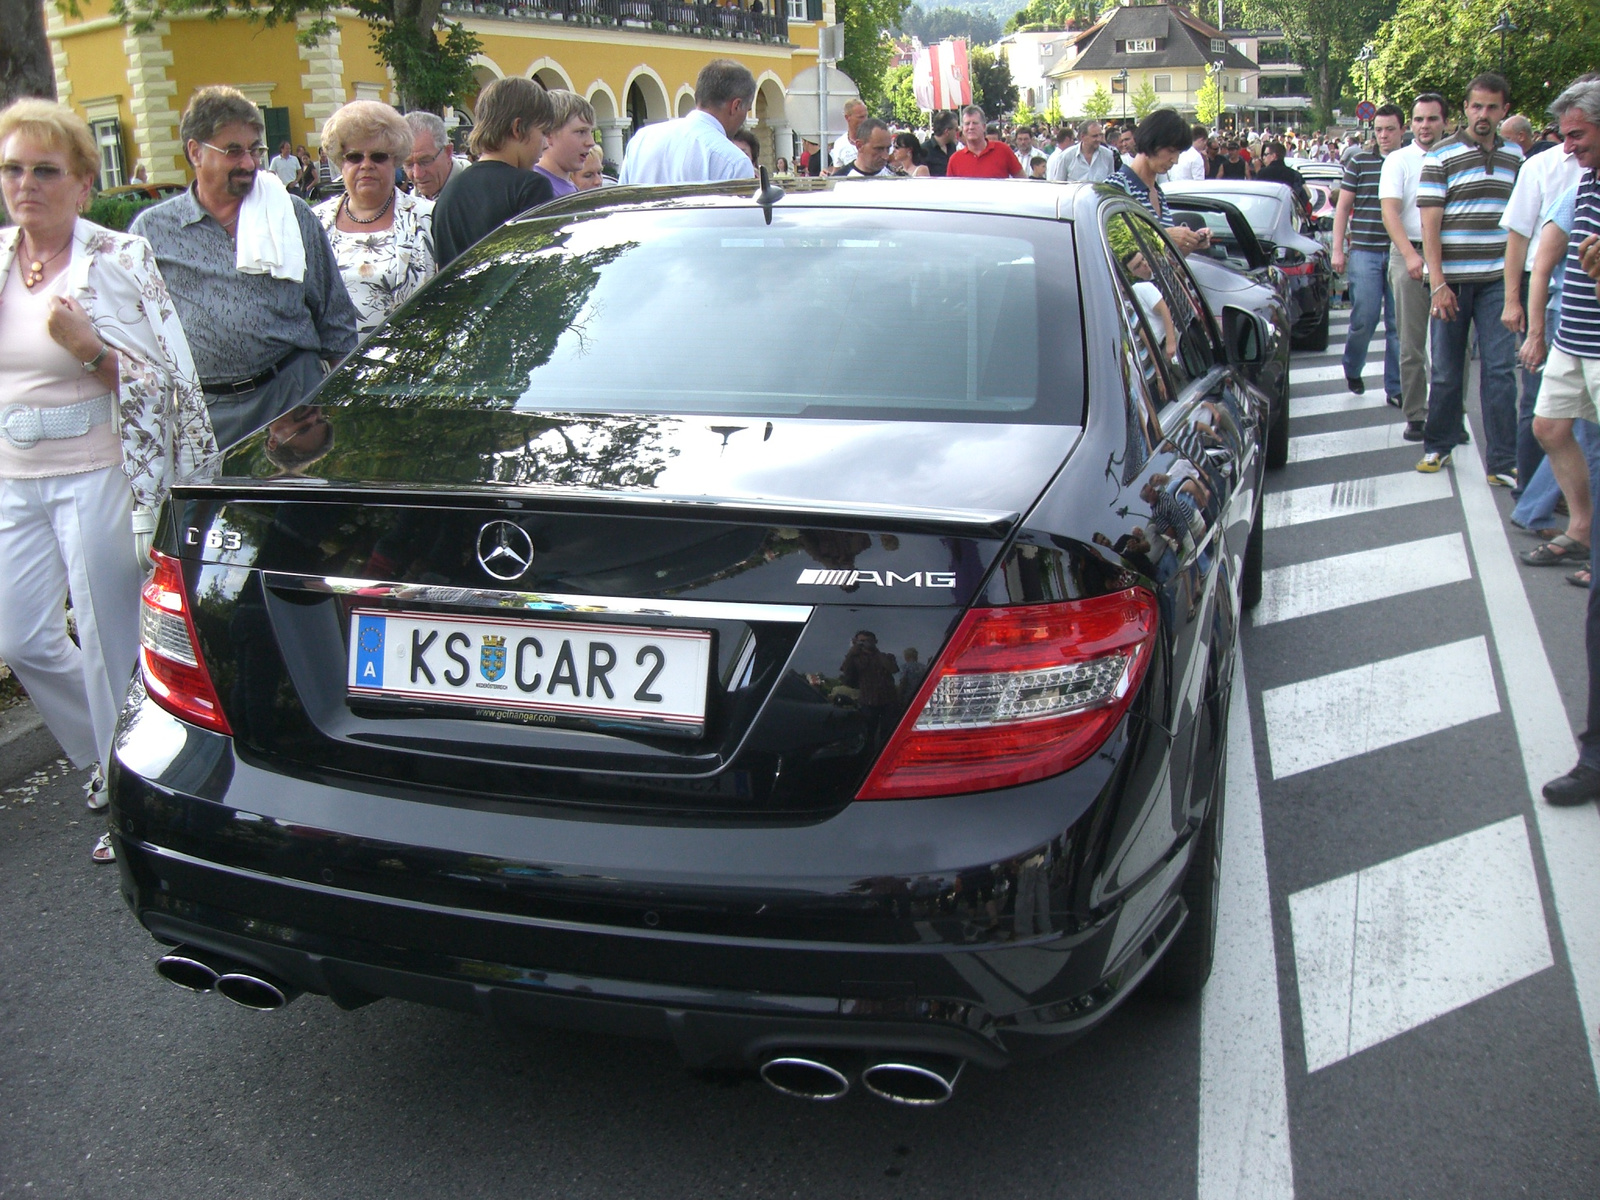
[[1355, 100, 1376, 122]]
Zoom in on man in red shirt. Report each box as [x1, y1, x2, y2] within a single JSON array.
[[946, 105, 1024, 178]]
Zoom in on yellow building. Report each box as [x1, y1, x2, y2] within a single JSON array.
[[45, 0, 833, 187]]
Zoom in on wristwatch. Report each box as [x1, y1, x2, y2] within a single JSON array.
[[81, 341, 109, 373]]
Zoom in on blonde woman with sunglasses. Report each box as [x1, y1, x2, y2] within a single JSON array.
[[313, 101, 436, 335], [0, 100, 218, 860]]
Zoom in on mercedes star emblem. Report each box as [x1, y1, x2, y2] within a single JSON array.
[[476, 520, 535, 581]]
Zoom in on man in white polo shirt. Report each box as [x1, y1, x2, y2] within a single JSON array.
[[1379, 92, 1449, 440], [619, 60, 757, 186]]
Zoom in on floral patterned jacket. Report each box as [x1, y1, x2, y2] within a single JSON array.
[[313, 189, 436, 335], [0, 220, 220, 510]]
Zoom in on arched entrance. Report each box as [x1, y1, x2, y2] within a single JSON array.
[[625, 71, 669, 135]]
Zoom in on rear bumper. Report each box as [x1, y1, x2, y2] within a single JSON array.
[[110, 688, 1197, 1069]]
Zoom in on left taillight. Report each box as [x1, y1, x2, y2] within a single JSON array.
[[856, 589, 1158, 801], [139, 549, 231, 735]]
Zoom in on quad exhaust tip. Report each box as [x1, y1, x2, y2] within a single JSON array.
[[758, 1056, 853, 1101], [155, 946, 299, 1010], [758, 1052, 965, 1105]]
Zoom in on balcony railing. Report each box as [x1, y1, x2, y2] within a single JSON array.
[[440, 0, 789, 44]]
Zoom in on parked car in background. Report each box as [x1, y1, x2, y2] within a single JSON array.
[[111, 177, 1270, 1107], [1166, 179, 1334, 352]]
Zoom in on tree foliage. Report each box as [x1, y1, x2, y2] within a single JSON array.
[[970, 45, 1018, 114], [1041, 90, 1063, 130], [1131, 73, 1159, 119], [897, 4, 1003, 44], [1370, 0, 1600, 119], [879, 62, 924, 124], [1194, 65, 1221, 124], [1082, 82, 1112, 121], [839, 0, 912, 110], [81, 0, 481, 113], [1004, 0, 1104, 34], [1227, 0, 1397, 127]]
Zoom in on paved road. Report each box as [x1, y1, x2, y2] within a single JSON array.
[[4, 313, 1600, 1198]]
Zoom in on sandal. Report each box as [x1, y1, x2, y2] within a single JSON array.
[[92, 833, 115, 864], [1569, 568, 1592, 588], [1522, 534, 1591, 566]]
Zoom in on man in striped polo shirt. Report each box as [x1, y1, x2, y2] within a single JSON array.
[[1332, 104, 1406, 402], [1535, 80, 1600, 805], [1416, 74, 1524, 485]]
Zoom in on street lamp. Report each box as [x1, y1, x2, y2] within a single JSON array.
[[1213, 59, 1225, 129], [1492, 11, 1516, 75], [1356, 43, 1375, 128], [1115, 68, 1129, 122]]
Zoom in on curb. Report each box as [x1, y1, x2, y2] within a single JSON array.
[[0, 701, 67, 790]]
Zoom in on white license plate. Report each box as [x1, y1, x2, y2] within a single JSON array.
[[347, 609, 712, 732]]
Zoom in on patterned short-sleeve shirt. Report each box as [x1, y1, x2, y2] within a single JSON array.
[[1108, 165, 1175, 228], [1416, 133, 1522, 283]]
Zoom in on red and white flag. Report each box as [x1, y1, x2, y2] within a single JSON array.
[[912, 39, 971, 111]]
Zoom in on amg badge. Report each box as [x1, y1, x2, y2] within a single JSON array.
[[796, 569, 957, 587]]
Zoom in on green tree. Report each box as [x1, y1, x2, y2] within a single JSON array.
[[1131, 73, 1159, 119], [1013, 95, 1036, 128], [880, 63, 923, 126], [898, 4, 1003, 44], [1371, 0, 1600, 119], [970, 45, 1018, 115], [1195, 65, 1222, 124], [1082, 82, 1113, 121], [80, 0, 481, 113], [839, 0, 912, 110], [1229, 0, 1398, 127], [1005, 0, 1104, 34]]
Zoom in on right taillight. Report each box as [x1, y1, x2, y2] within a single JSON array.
[[139, 549, 231, 735], [856, 589, 1158, 801]]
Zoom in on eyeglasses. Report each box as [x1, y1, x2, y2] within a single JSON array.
[[0, 162, 66, 182], [343, 151, 392, 165], [200, 141, 268, 161], [402, 146, 448, 171]]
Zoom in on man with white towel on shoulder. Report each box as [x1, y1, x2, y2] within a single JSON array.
[[132, 86, 357, 448]]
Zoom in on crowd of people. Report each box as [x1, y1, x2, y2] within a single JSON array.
[[4, 56, 1600, 870]]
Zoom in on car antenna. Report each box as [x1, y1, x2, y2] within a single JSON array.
[[754, 165, 784, 225]]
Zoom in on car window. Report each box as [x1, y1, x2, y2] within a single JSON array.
[[1198, 191, 1280, 236], [1111, 211, 1217, 394], [329, 207, 1086, 426], [1164, 205, 1255, 272], [1105, 212, 1175, 415]]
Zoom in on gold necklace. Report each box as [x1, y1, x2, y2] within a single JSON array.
[[22, 236, 69, 289]]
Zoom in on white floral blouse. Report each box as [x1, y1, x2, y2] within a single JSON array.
[[0, 220, 219, 511], [313, 189, 436, 335]]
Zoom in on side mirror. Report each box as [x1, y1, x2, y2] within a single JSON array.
[[1223, 307, 1265, 366]]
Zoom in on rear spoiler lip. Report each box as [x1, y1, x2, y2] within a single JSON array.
[[174, 479, 1022, 537]]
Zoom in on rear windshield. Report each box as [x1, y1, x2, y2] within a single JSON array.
[[1208, 192, 1284, 236], [324, 206, 1084, 425]]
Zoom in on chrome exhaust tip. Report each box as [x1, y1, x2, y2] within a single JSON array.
[[155, 947, 227, 993], [860, 1056, 964, 1106], [758, 1055, 853, 1101], [214, 970, 299, 1011]]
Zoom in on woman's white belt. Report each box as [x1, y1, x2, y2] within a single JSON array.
[[1, 394, 116, 450]]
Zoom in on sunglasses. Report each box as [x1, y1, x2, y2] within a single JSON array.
[[200, 141, 268, 161], [343, 151, 393, 165], [0, 162, 67, 181]]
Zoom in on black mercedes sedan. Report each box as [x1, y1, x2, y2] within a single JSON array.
[[111, 178, 1268, 1106]]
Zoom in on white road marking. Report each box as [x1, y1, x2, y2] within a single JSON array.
[[1253, 533, 1471, 626], [1286, 422, 1415, 464], [1198, 660, 1295, 1200], [1288, 361, 1384, 387], [1290, 817, 1553, 1073], [1291, 391, 1393, 419], [1263, 470, 1454, 530], [1455, 456, 1600, 1090], [1261, 636, 1500, 778]]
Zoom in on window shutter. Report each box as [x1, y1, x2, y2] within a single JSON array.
[[806, 0, 821, 21]]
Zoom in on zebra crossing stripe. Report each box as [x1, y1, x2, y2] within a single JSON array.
[[1261, 636, 1500, 779], [1263, 470, 1454, 530], [1288, 361, 1384, 387], [1286, 422, 1414, 464], [1291, 391, 1395, 419], [1253, 533, 1471, 626]]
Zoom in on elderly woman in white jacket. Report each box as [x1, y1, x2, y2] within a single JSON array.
[[0, 99, 217, 861]]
